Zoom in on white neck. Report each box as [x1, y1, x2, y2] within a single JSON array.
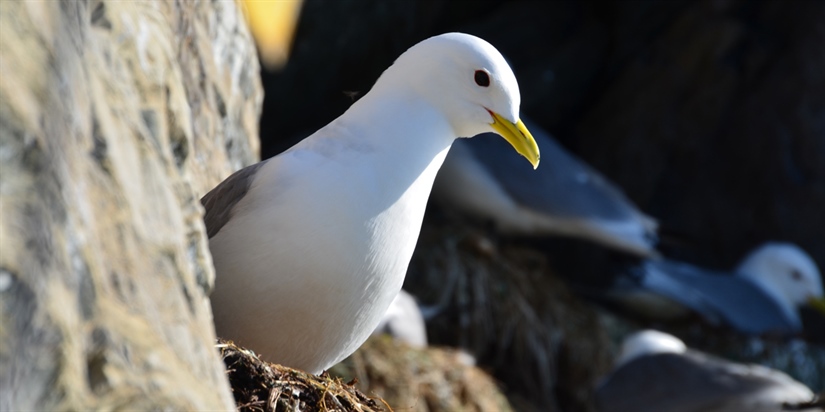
[[294, 89, 456, 296], [334, 92, 453, 194]]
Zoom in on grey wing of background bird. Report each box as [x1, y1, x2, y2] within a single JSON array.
[[434, 119, 658, 256], [595, 351, 813, 412], [637, 260, 799, 335]]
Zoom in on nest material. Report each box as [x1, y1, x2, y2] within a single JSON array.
[[218, 340, 384, 412], [330, 335, 513, 412], [405, 219, 614, 412]]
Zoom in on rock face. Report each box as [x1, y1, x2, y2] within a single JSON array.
[[0, 1, 261, 409]]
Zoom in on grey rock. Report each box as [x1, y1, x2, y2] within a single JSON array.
[[0, 0, 261, 409]]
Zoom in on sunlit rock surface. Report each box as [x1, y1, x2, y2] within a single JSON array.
[[0, 0, 261, 409]]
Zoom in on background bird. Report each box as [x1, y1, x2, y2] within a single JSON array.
[[605, 242, 825, 336], [371, 289, 428, 348], [595, 329, 818, 412], [433, 118, 658, 257]]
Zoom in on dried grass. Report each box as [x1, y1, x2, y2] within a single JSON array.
[[219, 340, 384, 412], [330, 336, 512, 412]]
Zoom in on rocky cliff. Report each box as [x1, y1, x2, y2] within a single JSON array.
[[0, 0, 261, 409]]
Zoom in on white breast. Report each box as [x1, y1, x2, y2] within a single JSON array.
[[208, 98, 453, 373]]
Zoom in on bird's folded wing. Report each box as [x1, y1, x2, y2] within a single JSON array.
[[596, 352, 796, 412], [445, 124, 658, 256], [463, 126, 649, 224], [201, 161, 267, 238], [642, 260, 796, 334]]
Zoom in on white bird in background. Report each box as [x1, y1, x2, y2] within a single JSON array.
[[201, 33, 539, 374], [596, 329, 818, 412], [433, 119, 658, 257], [371, 289, 428, 348], [608, 242, 825, 335]]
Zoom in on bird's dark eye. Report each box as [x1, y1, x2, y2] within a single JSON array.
[[474, 70, 490, 87], [790, 269, 803, 281]]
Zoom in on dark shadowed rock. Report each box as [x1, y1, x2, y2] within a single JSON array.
[[575, 0, 825, 270]]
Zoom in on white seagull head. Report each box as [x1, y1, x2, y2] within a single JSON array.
[[373, 32, 539, 168], [736, 242, 824, 316]]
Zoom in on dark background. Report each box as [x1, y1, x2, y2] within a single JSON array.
[[259, 0, 824, 285], [254, 1, 825, 409]]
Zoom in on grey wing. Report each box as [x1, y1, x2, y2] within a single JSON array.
[[442, 119, 658, 257], [640, 260, 798, 335], [596, 352, 808, 412], [462, 120, 652, 224], [201, 161, 266, 238]]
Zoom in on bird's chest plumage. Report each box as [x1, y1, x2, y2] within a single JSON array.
[[209, 143, 449, 372], [296, 151, 441, 307], [275, 118, 450, 302], [209, 98, 453, 373]]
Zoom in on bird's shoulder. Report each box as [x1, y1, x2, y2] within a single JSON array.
[[199, 128, 362, 240]]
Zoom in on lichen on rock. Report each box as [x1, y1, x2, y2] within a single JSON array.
[[0, 0, 261, 409]]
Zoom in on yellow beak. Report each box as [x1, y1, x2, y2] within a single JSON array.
[[808, 296, 825, 316], [488, 111, 540, 169]]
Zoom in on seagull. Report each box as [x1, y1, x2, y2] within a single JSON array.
[[201, 33, 539, 374], [432, 118, 658, 257], [595, 330, 818, 412], [371, 289, 428, 348], [607, 242, 825, 335]]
